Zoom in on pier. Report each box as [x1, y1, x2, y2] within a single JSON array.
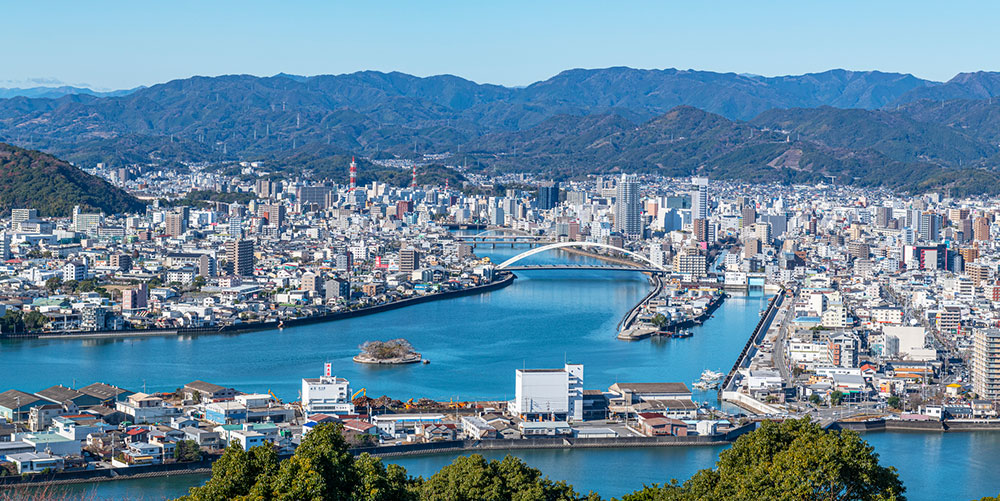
[[718, 290, 784, 413], [616, 275, 665, 340]]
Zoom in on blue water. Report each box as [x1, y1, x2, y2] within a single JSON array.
[[3, 245, 999, 500], [0, 246, 761, 403]]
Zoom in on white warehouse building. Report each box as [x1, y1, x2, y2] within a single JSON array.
[[509, 363, 583, 421]]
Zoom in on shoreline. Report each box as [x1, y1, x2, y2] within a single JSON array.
[[0, 273, 516, 342], [7, 420, 1000, 489], [0, 429, 753, 489]]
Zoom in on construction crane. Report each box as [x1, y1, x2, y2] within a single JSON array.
[[351, 388, 366, 400], [267, 389, 280, 402], [404, 398, 414, 410]]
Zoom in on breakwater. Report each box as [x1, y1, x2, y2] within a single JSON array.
[[831, 419, 1000, 433], [2, 273, 515, 341]]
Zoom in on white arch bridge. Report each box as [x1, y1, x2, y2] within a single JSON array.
[[494, 241, 668, 273]]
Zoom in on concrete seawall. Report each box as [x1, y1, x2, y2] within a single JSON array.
[[4, 273, 516, 341], [0, 425, 756, 489], [831, 419, 1000, 433]]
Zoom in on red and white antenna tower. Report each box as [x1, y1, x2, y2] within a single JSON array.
[[411, 165, 417, 189], [445, 178, 449, 191], [348, 157, 357, 191]]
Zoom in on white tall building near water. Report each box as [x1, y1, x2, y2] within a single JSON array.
[[614, 174, 642, 238], [510, 363, 583, 421]]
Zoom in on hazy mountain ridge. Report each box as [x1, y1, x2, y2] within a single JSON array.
[[4, 67, 1000, 193]]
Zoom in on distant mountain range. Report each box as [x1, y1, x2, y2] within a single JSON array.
[[0, 85, 142, 99], [4, 67, 1000, 194]]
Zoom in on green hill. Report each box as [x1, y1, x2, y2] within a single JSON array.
[[0, 143, 144, 217]]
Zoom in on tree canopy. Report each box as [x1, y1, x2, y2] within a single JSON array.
[[178, 419, 905, 501], [621, 418, 905, 501]]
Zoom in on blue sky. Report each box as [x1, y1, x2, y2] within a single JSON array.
[[3, 1, 996, 89]]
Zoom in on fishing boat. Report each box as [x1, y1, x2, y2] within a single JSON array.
[[700, 369, 724, 381]]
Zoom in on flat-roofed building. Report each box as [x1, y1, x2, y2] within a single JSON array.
[[509, 364, 583, 422]]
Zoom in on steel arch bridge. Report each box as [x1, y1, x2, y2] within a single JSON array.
[[495, 241, 667, 272]]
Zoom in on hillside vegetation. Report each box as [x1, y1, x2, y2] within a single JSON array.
[[0, 143, 144, 217]]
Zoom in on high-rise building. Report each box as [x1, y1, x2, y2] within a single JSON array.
[[165, 211, 186, 237], [693, 218, 708, 242], [72, 205, 102, 233], [918, 212, 941, 242], [297, 186, 333, 209], [11, 209, 37, 225], [613, 174, 642, 238], [691, 177, 709, 220], [259, 204, 286, 231], [975, 217, 991, 241], [399, 248, 420, 273], [740, 203, 757, 228], [396, 200, 414, 220], [225, 240, 254, 276], [958, 218, 974, 243], [875, 206, 893, 228], [255, 179, 281, 199], [973, 328, 1000, 400], [537, 181, 559, 210]]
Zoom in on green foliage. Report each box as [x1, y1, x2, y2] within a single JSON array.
[[630, 418, 904, 501], [887, 396, 901, 409], [419, 454, 583, 501], [179, 425, 415, 501], [180, 441, 279, 500], [171, 190, 256, 208], [0, 143, 144, 216], [809, 393, 823, 405], [23, 310, 47, 330], [360, 339, 416, 360], [174, 440, 203, 462], [0, 310, 25, 334], [45, 277, 62, 292], [831, 390, 845, 406], [650, 313, 669, 329]]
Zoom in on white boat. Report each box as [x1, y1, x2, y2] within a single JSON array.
[[692, 380, 719, 390], [700, 369, 724, 382]]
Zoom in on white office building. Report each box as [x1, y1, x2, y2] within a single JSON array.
[[301, 364, 355, 415], [510, 363, 583, 421]]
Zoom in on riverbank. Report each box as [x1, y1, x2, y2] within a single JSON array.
[[0, 426, 754, 489], [2, 273, 516, 341]]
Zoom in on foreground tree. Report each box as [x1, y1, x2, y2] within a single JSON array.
[[420, 454, 591, 501], [180, 442, 278, 500], [622, 418, 905, 501], [177, 424, 415, 501]]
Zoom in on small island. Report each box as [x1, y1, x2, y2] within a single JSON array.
[[353, 338, 422, 365]]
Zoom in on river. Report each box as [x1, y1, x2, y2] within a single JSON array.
[[3, 245, 999, 500]]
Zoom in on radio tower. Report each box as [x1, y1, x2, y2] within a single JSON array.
[[348, 157, 357, 192], [445, 178, 449, 191], [411, 165, 417, 189]]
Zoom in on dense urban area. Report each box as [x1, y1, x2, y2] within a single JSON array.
[[0, 152, 997, 494]]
